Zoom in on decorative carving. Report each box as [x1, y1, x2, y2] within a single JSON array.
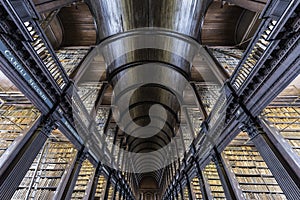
[[40, 117, 57, 136], [240, 118, 261, 139]]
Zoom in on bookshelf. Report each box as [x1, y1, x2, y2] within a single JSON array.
[[12, 133, 77, 199], [96, 107, 110, 135], [191, 177, 203, 199], [210, 48, 244, 75], [177, 188, 182, 200], [115, 190, 121, 199], [0, 105, 40, 158], [202, 162, 226, 199], [194, 83, 221, 114], [55, 48, 90, 76], [187, 107, 203, 135], [107, 184, 114, 199], [183, 186, 190, 199], [71, 159, 95, 199], [222, 132, 287, 200], [262, 107, 300, 156], [94, 175, 107, 199], [77, 83, 103, 113]]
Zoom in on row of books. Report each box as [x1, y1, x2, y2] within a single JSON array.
[[191, 178, 203, 199], [232, 168, 272, 175], [95, 176, 107, 199], [11, 188, 54, 200], [225, 155, 263, 161], [263, 107, 300, 115], [0, 105, 39, 158], [14, 138, 77, 199], [239, 184, 282, 192], [223, 132, 286, 198], [243, 192, 287, 200], [203, 162, 226, 199], [228, 160, 267, 168], [224, 150, 261, 156], [236, 177, 277, 184], [71, 160, 94, 199]]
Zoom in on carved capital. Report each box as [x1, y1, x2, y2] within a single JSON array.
[[240, 118, 261, 139], [41, 118, 57, 136]]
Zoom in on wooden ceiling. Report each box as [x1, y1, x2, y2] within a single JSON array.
[[52, 1, 258, 48], [58, 3, 96, 47]]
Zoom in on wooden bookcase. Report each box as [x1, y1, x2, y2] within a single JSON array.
[[202, 162, 226, 199], [0, 105, 39, 158], [71, 159, 94, 199], [12, 133, 77, 199], [191, 177, 203, 199], [222, 132, 287, 199]]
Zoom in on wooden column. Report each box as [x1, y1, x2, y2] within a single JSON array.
[[212, 151, 244, 200]]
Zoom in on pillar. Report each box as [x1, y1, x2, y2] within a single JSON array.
[[212, 151, 244, 200]]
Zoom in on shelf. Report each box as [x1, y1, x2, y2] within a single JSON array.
[[222, 132, 286, 198], [0, 104, 40, 158], [203, 162, 226, 199], [95, 175, 107, 199], [13, 138, 77, 199], [55, 48, 90, 76], [71, 159, 94, 199], [210, 48, 244, 76], [262, 107, 300, 156]]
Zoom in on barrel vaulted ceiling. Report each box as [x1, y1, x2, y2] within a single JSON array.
[[33, 0, 265, 190]]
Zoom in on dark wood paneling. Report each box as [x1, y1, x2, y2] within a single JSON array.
[[202, 2, 244, 46], [56, 2, 247, 47], [58, 3, 96, 47]]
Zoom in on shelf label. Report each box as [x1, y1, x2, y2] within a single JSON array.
[[0, 40, 53, 108]]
